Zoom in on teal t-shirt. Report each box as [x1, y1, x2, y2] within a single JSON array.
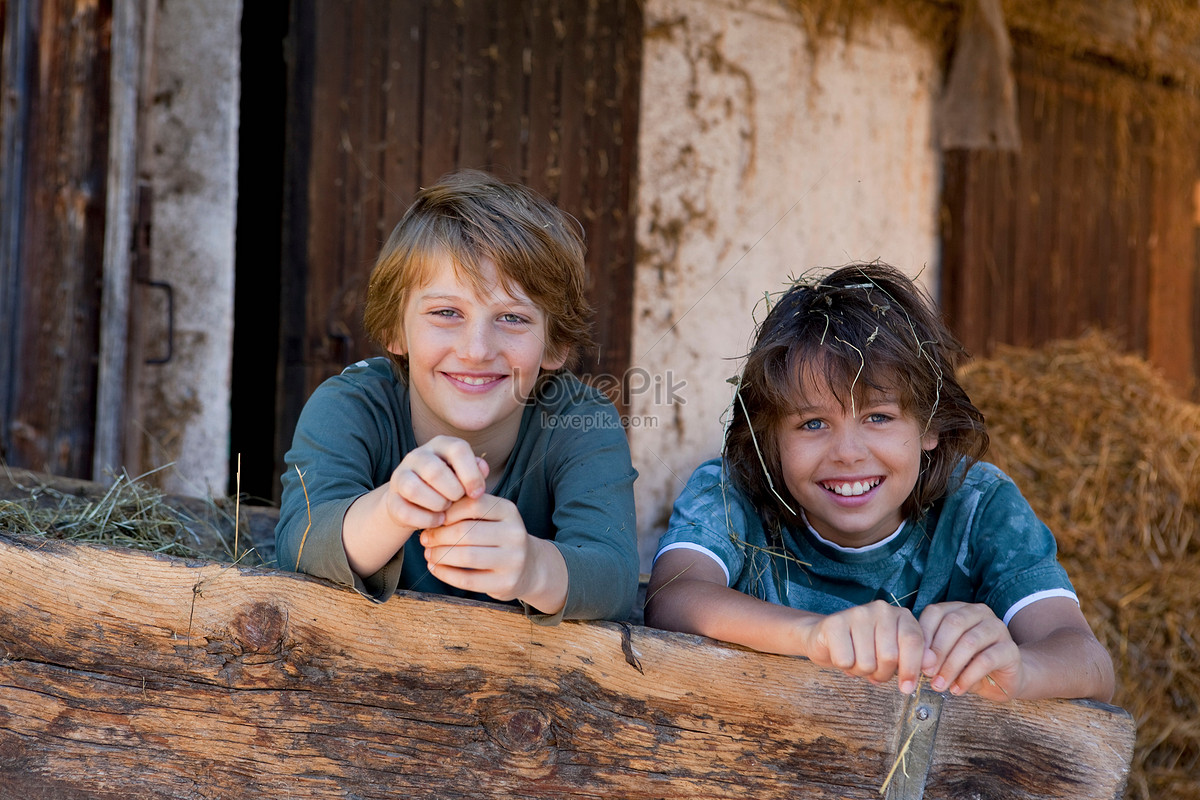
[[655, 458, 1075, 624], [276, 358, 639, 623]]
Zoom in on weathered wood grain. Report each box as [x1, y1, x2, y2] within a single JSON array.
[[0, 530, 1134, 799]]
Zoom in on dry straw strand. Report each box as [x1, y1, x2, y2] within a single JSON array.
[[293, 464, 312, 571]]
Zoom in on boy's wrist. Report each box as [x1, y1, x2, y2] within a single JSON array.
[[785, 611, 824, 658], [516, 536, 568, 616], [343, 486, 416, 578]]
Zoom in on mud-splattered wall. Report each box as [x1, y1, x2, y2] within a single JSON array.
[[629, 0, 942, 566]]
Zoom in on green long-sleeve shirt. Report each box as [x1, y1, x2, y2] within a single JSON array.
[[276, 358, 639, 623]]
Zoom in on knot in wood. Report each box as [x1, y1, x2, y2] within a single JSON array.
[[487, 707, 555, 754], [231, 602, 285, 654]]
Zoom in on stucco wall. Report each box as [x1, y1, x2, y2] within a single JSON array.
[[629, 0, 943, 568], [137, 0, 241, 496]]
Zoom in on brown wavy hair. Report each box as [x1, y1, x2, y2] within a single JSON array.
[[723, 262, 989, 536], [363, 169, 593, 377]]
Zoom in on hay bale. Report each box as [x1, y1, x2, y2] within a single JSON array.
[[959, 330, 1200, 800]]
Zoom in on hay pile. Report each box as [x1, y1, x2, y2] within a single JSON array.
[[0, 467, 264, 567], [959, 331, 1200, 800]]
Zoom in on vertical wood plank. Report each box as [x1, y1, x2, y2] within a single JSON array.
[[381, 0, 422, 229], [1008, 53, 1038, 348], [1080, 86, 1109, 329], [975, 150, 1000, 351], [944, 151, 990, 357], [0, 0, 31, 461], [420, 0, 460, 185], [555, 2, 586, 223], [1056, 66, 1080, 340], [939, 151, 967, 351], [277, 0, 317, 483], [335, 0, 388, 367], [1038, 62, 1063, 346], [1147, 100, 1198, 388], [490, 0, 526, 179], [458, 0, 492, 170], [306, 0, 352, 389], [1126, 106, 1153, 354], [605, 0, 642, 384], [7, 0, 111, 477], [357, 0, 386, 259], [94, 0, 146, 480], [583, 0, 618, 377], [525, 0, 558, 198]]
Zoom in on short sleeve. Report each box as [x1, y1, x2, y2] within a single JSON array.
[[656, 459, 752, 585], [962, 465, 1077, 622]]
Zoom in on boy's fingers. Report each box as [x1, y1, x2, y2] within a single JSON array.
[[895, 619, 926, 694], [380, 488, 445, 530], [391, 466, 456, 512], [814, 623, 856, 672], [395, 449, 467, 505], [920, 602, 989, 673], [422, 519, 485, 549], [442, 494, 518, 526], [426, 436, 488, 498], [929, 620, 1012, 693], [848, 637, 876, 676]]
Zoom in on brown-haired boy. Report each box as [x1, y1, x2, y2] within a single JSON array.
[[277, 169, 639, 623]]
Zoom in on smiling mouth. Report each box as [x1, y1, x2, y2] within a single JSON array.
[[447, 373, 504, 386], [822, 479, 881, 497]]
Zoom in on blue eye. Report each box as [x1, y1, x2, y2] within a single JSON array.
[[801, 418, 824, 431], [867, 413, 890, 424], [500, 313, 529, 324]]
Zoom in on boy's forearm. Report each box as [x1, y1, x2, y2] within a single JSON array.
[[342, 485, 414, 578], [646, 579, 816, 657], [1017, 629, 1115, 702]]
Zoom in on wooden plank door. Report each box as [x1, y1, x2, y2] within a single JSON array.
[[278, 0, 643, 489], [0, 0, 113, 477], [940, 42, 1200, 396]]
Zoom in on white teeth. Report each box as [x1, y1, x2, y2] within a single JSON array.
[[455, 375, 493, 386], [826, 480, 879, 496]]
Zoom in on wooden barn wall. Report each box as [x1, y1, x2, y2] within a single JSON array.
[[279, 0, 643, 475], [0, 0, 112, 476], [941, 41, 1200, 396]]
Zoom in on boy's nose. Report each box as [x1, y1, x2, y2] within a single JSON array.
[[458, 318, 496, 361], [830, 425, 868, 462]]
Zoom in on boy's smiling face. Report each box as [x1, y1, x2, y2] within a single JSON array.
[[775, 380, 938, 549], [390, 252, 565, 447]]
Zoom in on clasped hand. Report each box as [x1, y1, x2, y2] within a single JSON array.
[[801, 600, 1021, 701], [377, 435, 548, 606]]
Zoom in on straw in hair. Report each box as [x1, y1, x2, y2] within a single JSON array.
[[722, 262, 988, 538]]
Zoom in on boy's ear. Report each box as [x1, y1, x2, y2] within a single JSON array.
[[541, 344, 568, 372], [921, 430, 939, 451]]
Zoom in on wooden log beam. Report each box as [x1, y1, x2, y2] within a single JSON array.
[[0, 530, 1134, 799]]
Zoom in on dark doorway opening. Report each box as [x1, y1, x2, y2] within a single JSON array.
[[229, 3, 288, 503]]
